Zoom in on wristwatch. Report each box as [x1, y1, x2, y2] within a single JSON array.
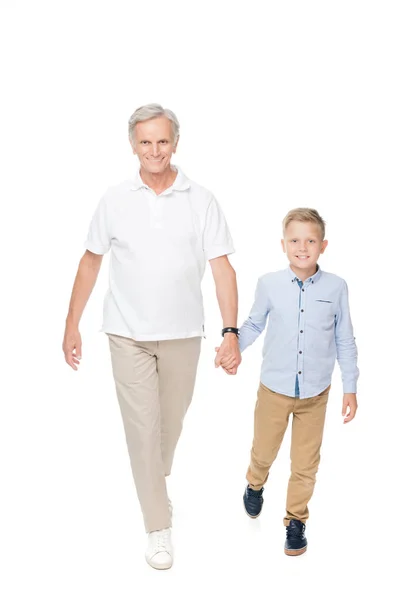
[[221, 327, 239, 337]]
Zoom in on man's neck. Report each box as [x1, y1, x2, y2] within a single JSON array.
[[140, 167, 177, 195]]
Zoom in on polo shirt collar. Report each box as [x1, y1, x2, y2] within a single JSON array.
[[130, 165, 191, 192], [288, 264, 322, 285]]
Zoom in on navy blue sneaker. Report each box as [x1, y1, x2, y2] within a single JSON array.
[[284, 519, 307, 556], [243, 485, 264, 518]]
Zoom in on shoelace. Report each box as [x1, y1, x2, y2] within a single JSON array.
[[154, 530, 170, 552], [286, 523, 305, 539]]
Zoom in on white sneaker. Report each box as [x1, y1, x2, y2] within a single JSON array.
[[145, 528, 173, 570]]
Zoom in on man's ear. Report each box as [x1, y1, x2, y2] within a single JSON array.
[[173, 135, 180, 153]]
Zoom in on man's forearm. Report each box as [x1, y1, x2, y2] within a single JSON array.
[[210, 257, 241, 373], [213, 263, 238, 327], [66, 252, 102, 327]]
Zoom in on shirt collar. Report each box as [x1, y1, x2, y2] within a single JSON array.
[[288, 264, 322, 285], [130, 165, 191, 192]]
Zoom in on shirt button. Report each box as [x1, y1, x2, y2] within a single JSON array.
[[300, 330, 303, 333], [301, 309, 304, 312], [298, 371, 302, 374], [299, 351, 302, 354], [302, 289, 305, 292]]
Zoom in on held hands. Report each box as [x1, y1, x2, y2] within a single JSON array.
[[62, 324, 82, 371], [342, 393, 358, 424], [214, 333, 242, 375]]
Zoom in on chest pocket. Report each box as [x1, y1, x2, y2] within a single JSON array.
[[312, 299, 336, 331]]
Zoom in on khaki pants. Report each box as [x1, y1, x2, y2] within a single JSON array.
[[247, 383, 330, 525], [108, 334, 201, 533]]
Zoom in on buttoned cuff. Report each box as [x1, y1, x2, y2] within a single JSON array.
[[343, 381, 357, 394]]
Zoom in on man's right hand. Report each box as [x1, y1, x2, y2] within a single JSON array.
[[214, 344, 240, 375], [62, 325, 82, 371]]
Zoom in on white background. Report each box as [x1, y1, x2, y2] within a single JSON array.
[[1, 1, 399, 598]]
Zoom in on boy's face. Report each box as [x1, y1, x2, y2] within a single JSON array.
[[281, 220, 328, 272]]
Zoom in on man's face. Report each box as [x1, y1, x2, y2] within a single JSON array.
[[131, 116, 178, 175], [281, 221, 328, 271]]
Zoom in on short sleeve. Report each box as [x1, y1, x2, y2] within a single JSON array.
[[203, 197, 235, 260], [84, 196, 111, 255]]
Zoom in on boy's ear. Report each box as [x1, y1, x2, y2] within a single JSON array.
[[281, 239, 286, 252], [320, 239, 328, 254]]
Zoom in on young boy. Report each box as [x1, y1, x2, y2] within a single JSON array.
[[239, 208, 359, 556]]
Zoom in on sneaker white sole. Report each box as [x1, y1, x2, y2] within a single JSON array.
[[145, 554, 173, 570]]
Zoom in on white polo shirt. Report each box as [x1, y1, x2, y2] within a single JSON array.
[[85, 166, 235, 341]]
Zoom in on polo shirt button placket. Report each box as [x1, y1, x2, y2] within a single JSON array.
[[150, 189, 163, 230]]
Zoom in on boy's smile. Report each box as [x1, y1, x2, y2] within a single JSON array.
[[281, 221, 328, 281]]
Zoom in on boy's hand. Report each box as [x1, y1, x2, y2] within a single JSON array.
[[215, 346, 236, 374], [342, 393, 358, 424], [214, 334, 241, 375]]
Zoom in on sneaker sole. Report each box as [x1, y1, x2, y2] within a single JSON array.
[[284, 545, 307, 556], [145, 556, 173, 570]]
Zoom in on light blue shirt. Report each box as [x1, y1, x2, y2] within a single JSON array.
[[239, 267, 359, 399]]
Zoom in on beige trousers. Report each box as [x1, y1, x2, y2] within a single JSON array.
[[108, 334, 201, 532], [247, 383, 330, 525]]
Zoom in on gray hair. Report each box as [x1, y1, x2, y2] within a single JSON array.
[[128, 103, 180, 144]]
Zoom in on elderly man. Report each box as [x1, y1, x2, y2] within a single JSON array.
[[62, 104, 240, 570]]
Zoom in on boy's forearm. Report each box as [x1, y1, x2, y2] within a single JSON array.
[[238, 277, 268, 352], [66, 253, 102, 327], [335, 281, 359, 392], [239, 317, 263, 352], [336, 338, 359, 393]]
